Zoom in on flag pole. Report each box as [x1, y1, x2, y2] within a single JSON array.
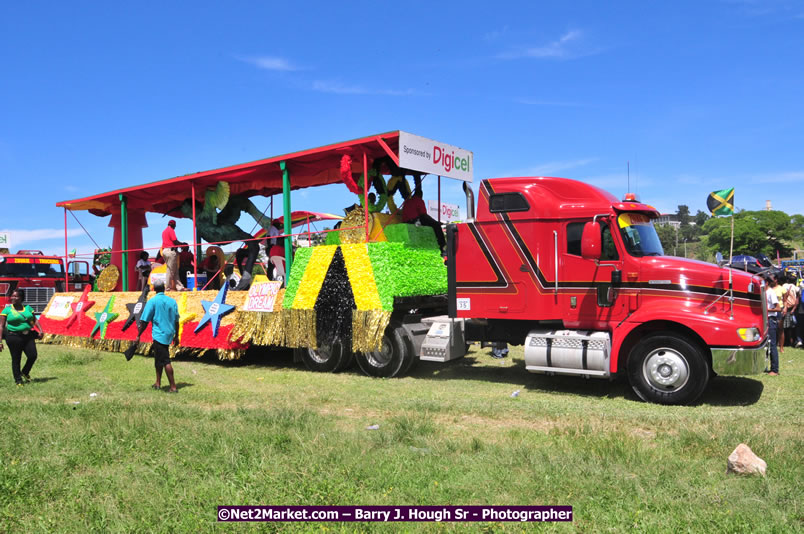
[[728, 213, 734, 319]]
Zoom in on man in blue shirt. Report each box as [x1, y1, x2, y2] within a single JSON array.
[[136, 282, 180, 392]]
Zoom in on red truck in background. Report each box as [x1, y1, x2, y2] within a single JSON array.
[[446, 177, 766, 405], [0, 250, 92, 314]]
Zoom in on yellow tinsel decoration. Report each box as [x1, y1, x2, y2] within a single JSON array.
[[340, 243, 383, 311], [229, 310, 285, 347], [177, 293, 197, 340], [292, 246, 337, 309], [96, 265, 120, 292], [339, 209, 369, 244], [284, 308, 317, 349], [351, 310, 392, 352]]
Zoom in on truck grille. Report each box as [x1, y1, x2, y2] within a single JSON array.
[[20, 287, 55, 314]]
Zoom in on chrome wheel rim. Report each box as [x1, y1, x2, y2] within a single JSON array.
[[310, 344, 337, 364], [643, 347, 690, 392], [367, 338, 393, 367]]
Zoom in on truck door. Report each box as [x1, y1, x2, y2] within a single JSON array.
[[67, 261, 90, 291], [561, 219, 627, 329]]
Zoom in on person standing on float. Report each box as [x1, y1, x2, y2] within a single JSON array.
[[161, 220, 183, 291]]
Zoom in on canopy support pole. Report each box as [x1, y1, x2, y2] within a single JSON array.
[[280, 161, 292, 275], [375, 136, 399, 166], [363, 152, 369, 242], [119, 194, 128, 291], [64, 208, 69, 290], [438, 176, 442, 223], [192, 183, 198, 290]]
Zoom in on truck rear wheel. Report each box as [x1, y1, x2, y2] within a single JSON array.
[[356, 325, 414, 378], [627, 333, 710, 405], [296, 340, 353, 373]]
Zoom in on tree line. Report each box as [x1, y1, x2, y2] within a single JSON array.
[[654, 206, 804, 260]]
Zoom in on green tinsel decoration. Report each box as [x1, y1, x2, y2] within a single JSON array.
[[383, 223, 439, 249], [283, 247, 313, 309], [368, 242, 447, 310]]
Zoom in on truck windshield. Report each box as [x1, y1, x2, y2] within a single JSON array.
[[617, 213, 664, 257], [0, 261, 65, 278]]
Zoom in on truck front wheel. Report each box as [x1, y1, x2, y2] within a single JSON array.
[[627, 333, 710, 405], [355, 325, 413, 378]]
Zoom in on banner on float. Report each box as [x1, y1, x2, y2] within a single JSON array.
[[0, 232, 10, 250], [47, 296, 75, 318], [398, 131, 473, 182], [242, 281, 282, 312], [427, 200, 461, 223]]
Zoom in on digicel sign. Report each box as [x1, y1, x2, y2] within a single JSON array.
[[398, 131, 473, 182], [433, 146, 470, 173]]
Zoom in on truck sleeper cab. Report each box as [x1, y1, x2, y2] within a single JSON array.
[[448, 177, 765, 405], [0, 251, 91, 314]]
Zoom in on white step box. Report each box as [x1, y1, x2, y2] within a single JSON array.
[[418, 316, 467, 362], [524, 329, 611, 378]]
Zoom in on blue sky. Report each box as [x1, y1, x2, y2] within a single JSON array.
[[1, 1, 802, 256]]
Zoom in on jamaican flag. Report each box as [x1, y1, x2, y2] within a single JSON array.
[[707, 188, 734, 216]]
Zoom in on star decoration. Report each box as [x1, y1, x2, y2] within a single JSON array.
[[194, 283, 236, 338], [177, 292, 197, 341], [121, 285, 150, 332], [91, 296, 119, 339], [66, 285, 96, 329]]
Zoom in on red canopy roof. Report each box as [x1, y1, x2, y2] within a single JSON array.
[[57, 131, 402, 217]]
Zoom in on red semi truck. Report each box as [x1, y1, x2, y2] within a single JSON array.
[[442, 177, 765, 405], [0, 250, 92, 314]]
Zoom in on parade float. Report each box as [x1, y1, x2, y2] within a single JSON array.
[[40, 132, 472, 376]]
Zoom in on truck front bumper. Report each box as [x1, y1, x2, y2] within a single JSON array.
[[711, 339, 767, 376]]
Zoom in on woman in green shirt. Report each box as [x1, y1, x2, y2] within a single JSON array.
[[0, 289, 44, 386]]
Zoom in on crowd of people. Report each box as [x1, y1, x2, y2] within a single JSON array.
[[132, 219, 290, 293], [763, 271, 803, 376]]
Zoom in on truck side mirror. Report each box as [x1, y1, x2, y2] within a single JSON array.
[[581, 221, 602, 260]]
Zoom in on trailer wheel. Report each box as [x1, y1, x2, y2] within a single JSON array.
[[398, 327, 419, 376], [627, 333, 710, 405], [296, 340, 352, 373], [356, 325, 413, 378]]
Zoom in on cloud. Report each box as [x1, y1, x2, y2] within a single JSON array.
[[580, 173, 649, 190], [311, 80, 415, 96], [514, 98, 583, 107], [498, 158, 598, 177], [64, 185, 80, 192], [498, 29, 597, 60], [0, 228, 84, 248], [483, 26, 509, 42], [236, 56, 302, 71], [755, 171, 804, 184], [724, 0, 804, 18]]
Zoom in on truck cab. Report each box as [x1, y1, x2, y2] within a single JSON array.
[[0, 250, 91, 314], [449, 177, 766, 405]]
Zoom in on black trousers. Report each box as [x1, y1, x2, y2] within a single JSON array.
[[6, 332, 37, 384]]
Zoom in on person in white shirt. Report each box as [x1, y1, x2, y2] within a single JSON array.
[[765, 275, 781, 376], [135, 251, 151, 291]]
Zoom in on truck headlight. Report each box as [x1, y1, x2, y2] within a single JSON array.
[[736, 327, 761, 342]]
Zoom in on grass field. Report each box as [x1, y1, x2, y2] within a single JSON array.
[[0, 341, 801, 533]]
